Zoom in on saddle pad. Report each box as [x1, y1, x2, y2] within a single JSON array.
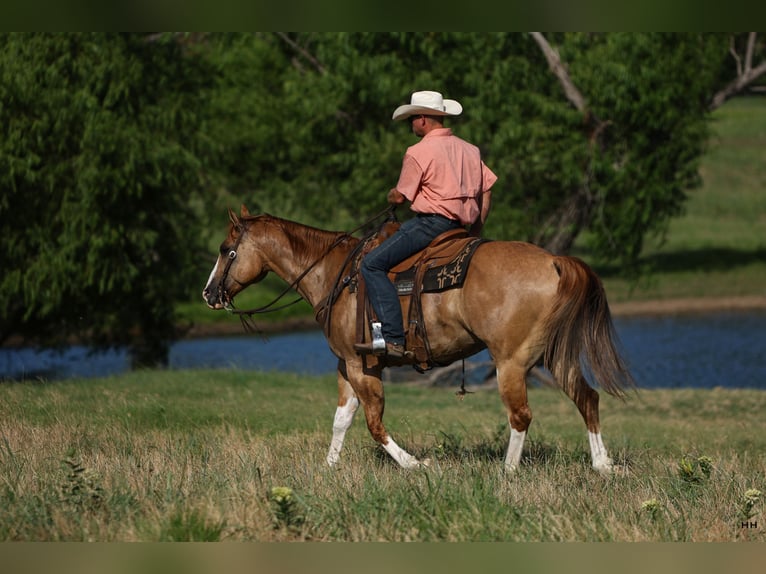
[[394, 238, 486, 295]]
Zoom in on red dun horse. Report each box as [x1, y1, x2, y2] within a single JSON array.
[[203, 206, 635, 474]]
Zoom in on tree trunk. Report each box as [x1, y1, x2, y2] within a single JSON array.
[[535, 189, 595, 255], [530, 33, 605, 254]]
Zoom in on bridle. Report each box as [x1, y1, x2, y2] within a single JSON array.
[[215, 222, 247, 310], [216, 206, 396, 333]]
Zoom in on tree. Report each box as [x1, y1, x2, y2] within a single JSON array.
[[206, 33, 744, 272], [0, 33, 213, 366], [4, 33, 759, 368], [201, 32, 420, 230], [530, 32, 766, 265], [710, 32, 766, 110]]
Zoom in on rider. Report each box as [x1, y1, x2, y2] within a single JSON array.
[[354, 90, 498, 359]]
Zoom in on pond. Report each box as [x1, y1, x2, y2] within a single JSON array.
[[1, 310, 765, 390]]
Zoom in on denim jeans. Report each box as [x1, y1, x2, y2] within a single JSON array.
[[360, 214, 462, 345]]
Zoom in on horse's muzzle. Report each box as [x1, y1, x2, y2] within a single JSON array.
[[202, 286, 226, 310]]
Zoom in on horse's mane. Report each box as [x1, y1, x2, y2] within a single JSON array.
[[244, 214, 357, 267]]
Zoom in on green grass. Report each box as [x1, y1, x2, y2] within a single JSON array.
[[1, 370, 764, 541]]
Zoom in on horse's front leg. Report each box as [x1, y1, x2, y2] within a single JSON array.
[[326, 361, 360, 466], [345, 361, 425, 469]]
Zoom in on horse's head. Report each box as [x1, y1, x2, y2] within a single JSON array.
[[202, 205, 269, 310]]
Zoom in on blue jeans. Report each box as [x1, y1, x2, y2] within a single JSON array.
[[360, 214, 462, 345]]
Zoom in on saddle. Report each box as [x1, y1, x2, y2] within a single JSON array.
[[353, 221, 487, 371]]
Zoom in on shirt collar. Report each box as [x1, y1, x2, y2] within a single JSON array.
[[423, 127, 453, 139]]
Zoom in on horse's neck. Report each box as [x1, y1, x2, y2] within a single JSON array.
[[261, 219, 352, 308]]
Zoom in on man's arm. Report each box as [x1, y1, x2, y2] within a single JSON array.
[[469, 189, 492, 237], [387, 188, 406, 205]]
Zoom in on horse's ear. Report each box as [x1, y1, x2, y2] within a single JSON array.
[[228, 207, 239, 226], [240, 204, 251, 217]]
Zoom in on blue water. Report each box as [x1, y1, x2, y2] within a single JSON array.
[[614, 311, 766, 389], [2, 311, 765, 389]]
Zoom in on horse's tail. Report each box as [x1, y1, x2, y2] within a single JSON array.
[[543, 256, 636, 398]]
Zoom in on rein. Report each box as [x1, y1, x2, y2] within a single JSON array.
[[222, 206, 396, 333]]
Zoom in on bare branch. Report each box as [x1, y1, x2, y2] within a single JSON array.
[[529, 32, 611, 254], [710, 33, 766, 110], [275, 32, 326, 75], [729, 36, 743, 77], [745, 32, 756, 72], [530, 32, 588, 114]]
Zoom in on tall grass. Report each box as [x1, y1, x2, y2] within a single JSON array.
[[1, 370, 763, 541]]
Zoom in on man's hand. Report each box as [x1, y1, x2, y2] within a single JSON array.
[[387, 188, 406, 205]]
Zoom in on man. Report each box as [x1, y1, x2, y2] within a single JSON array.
[[354, 90, 498, 359]]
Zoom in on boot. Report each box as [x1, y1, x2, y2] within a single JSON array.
[[354, 341, 412, 359]]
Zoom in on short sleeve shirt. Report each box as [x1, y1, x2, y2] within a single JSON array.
[[395, 128, 497, 225]]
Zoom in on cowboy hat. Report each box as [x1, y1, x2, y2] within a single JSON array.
[[392, 90, 463, 121]]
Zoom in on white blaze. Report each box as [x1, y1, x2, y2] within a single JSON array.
[[204, 259, 220, 295]]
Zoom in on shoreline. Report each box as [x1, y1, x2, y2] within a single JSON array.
[[3, 295, 765, 348], [609, 294, 766, 317], [182, 294, 766, 339]]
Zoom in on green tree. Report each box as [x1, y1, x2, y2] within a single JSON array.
[[0, 33, 212, 366], [205, 33, 756, 273], [201, 32, 416, 230], [4, 33, 763, 369], [528, 33, 729, 265]]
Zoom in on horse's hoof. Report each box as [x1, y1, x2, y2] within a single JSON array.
[[592, 456, 614, 476]]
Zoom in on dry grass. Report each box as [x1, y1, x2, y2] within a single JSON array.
[[0, 370, 764, 542]]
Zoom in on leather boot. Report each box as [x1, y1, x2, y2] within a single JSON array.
[[354, 341, 412, 359]]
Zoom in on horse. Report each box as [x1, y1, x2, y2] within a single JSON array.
[[202, 205, 635, 474]]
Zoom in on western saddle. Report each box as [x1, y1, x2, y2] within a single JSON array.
[[319, 219, 486, 372]]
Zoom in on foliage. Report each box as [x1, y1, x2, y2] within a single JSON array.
[[1, 32, 760, 366], [567, 33, 729, 267], [269, 485, 304, 531], [739, 488, 762, 522], [677, 455, 714, 485], [203, 33, 736, 272], [60, 451, 104, 513], [0, 33, 213, 365], [592, 96, 766, 302]]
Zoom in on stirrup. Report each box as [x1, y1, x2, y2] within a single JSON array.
[[354, 341, 412, 359]]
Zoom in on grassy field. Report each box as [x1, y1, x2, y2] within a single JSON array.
[[1, 370, 763, 542], [2, 99, 764, 547]]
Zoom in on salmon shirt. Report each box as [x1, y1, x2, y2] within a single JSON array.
[[394, 128, 497, 226]]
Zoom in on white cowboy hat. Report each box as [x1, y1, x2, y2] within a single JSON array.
[[392, 90, 463, 121]]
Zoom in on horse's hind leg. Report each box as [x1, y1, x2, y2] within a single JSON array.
[[565, 378, 613, 474], [496, 359, 533, 473], [326, 360, 360, 466]]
